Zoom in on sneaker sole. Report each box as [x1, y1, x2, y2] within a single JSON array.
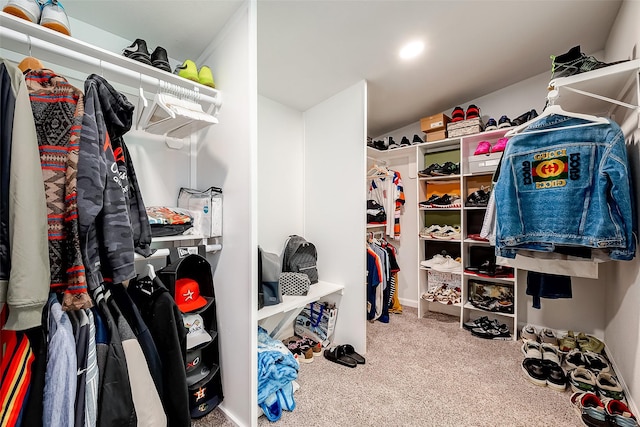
[[152, 61, 172, 72], [41, 21, 71, 36], [3, 5, 37, 23], [124, 53, 152, 65], [546, 380, 567, 392]]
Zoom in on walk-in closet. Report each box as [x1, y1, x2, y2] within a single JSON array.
[[1, 1, 640, 427]]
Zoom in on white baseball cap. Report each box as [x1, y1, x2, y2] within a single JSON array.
[[183, 313, 213, 350]]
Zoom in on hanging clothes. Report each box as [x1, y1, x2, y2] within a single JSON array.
[[368, 170, 405, 239], [25, 69, 92, 311], [0, 58, 50, 331]]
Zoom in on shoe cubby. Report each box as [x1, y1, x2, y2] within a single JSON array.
[[411, 128, 519, 337]]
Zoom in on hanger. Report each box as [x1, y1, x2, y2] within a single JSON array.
[[145, 263, 156, 280], [135, 85, 148, 131], [367, 163, 390, 177], [506, 88, 609, 137], [18, 35, 44, 73]]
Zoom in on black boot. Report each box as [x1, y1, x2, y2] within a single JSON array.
[[151, 46, 171, 72], [123, 39, 151, 65]]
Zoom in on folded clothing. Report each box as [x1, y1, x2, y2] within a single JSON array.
[[146, 206, 194, 237]]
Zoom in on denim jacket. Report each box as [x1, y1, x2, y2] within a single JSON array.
[[494, 114, 636, 261]]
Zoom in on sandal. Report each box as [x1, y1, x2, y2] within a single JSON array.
[[339, 344, 365, 364], [577, 332, 605, 354], [324, 346, 357, 368]]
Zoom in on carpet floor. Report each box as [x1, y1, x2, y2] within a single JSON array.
[[194, 307, 583, 426]]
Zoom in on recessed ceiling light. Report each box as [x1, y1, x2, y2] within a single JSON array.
[[399, 40, 424, 60]]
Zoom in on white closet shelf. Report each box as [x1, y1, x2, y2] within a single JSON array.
[[549, 58, 640, 117], [463, 302, 516, 319], [151, 234, 209, 243], [257, 280, 344, 321], [0, 12, 221, 113], [134, 243, 222, 261]]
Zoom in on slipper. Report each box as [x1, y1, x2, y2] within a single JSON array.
[[324, 346, 357, 368], [340, 344, 365, 364]]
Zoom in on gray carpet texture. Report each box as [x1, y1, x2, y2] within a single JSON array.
[[194, 307, 583, 426]]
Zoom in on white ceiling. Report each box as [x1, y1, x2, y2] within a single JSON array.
[[64, 0, 623, 137]]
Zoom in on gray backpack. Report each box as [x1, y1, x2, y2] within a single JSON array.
[[281, 235, 318, 284]]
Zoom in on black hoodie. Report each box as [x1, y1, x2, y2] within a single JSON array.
[[78, 74, 152, 292]]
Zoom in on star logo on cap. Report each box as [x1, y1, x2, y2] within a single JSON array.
[[183, 289, 195, 301], [195, 387, 206, 401]]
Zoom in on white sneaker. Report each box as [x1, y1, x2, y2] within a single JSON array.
[[431, 256, 462, 273], [431, 225, 461, 240], [419, 225, 441, 238], [3, 0, 43, 24], [420, 253, 446, 268], [40, 0, 71, 36]]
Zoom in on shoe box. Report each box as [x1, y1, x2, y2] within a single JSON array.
[[420, 113, 450, 142], [447, 117, 484, 138], [468, 152, 502, 174]]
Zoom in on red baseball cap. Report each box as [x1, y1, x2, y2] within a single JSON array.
[[175, 278, 213, 313]]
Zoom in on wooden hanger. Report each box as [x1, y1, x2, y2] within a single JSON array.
[[18, 56, 44, 73]]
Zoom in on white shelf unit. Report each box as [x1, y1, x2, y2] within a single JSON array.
[[414, 128, 519, 339]]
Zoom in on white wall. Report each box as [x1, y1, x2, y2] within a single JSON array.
[[304, 80, 368, 352], [603, 0, 640, 413], [195, 2, 256, 425], [257, 96, 305, 251]]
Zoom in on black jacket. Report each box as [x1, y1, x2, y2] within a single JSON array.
[[129, 275, 190, 427], [0, 62, 15, 284]]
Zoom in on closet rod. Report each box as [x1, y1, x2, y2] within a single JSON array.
[[133, 243, 222, 261], [0, 17, 221, 109]]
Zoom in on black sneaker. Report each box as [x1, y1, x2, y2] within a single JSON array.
[[418, 163, 441, 177], [430, 194, 461, 208], [400, 136, 411, 146], [511, 109, 538, 126], [430, 161, 460, 176], [466, 188, 490, 207], [551, 45, 627, 79], [484, 118, 498, 131], [151, 46, 171, 72], [497, 115, 512, 128], [373, 140, 387, 150], [412, 134, 423, 144], [471, 321, 511, 340], [463, 316, 489, 331], [122, 38, 152, 65]]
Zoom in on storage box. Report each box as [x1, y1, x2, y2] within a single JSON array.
[[447, 117, 484, 137], [178, 186, 223, 238], [426, 129, 447, 142], [468, 152, 503, 174], [421, 113, 450, 133]]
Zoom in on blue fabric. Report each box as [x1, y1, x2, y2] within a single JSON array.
[[526, 271, 572, 309], [259, 392, 282, 422], [494, 114, 635, 261], [276, 381, 296, 412], [257, 326, 298, 405]]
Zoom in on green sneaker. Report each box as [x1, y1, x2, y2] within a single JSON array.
[[174, 60, 199, 82], [198, 65, 216, 88]]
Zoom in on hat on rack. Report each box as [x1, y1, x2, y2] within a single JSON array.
[[183, 313, 213, 350], [186, 347, 212, 386], [175, 278, 214, 313], [188, 368, 220, 418]]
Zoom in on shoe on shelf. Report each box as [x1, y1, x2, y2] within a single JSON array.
[[473, 140, 491, 155], [430, 161, 460, 176], [430, 194, 461, 208], [491, 137, 508, 153], [3, 0, 42, 24], [198, 66, 216, 88], [430, 255, 462, 273], [175, 59, 200, 82], [123, 38, 152, 65], [412, 134, 423, 144], [596, 372, 625, 402], [467, 233, 489, 242], [400, 136, 411, 146], [419, 194, 442, 207], [470, 320, 511, 340], [451, 106, 464, 122], [419, 224, 442, 237], [466, 187, 490, 207], [569, 367, 597, 393], [418, 163, 441, 177], [551, 45, 627, 79], [150, 46, 171, 72], [511, 109, 538, 126], [465, 104, 480, 120], [431, 225, 461, 240], [462, 316, 489, 331], [484, 118, 498, 131], [40, 0, 70, 36], [521, 324, 539, 343], [497, 115, 512, 128], [570, 392, 607, 427], [604, 398, 638, 427], [420, 251, 448, 268]]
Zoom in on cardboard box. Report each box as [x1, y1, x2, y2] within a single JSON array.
[[421, 113, 450, 133], [426, 129, 447, 142], [447, 117, 484, 137], [468, 152, 503, 174]]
